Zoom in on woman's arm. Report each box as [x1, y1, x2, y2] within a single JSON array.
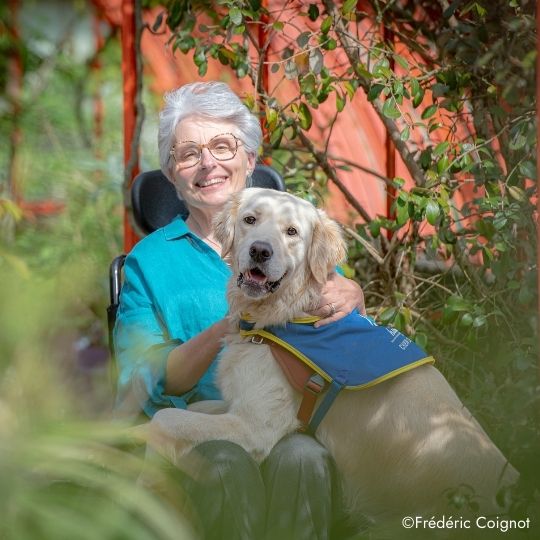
[[309, 272, 365, 328], [165, 318, 229, 395], [114, 252, 227, 416]]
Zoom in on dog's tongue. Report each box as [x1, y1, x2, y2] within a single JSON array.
[[246, 268, 268, 284]]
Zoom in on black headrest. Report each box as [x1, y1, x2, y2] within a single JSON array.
[[131, 164, 285, 236]]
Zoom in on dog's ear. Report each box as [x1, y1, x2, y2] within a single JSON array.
[[308, 210, 347, 284], [213, 192, 242, 257]]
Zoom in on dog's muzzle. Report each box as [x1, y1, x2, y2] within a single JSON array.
[[237, 271, 286, 293]]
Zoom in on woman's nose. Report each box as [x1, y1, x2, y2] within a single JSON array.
[[199, 147, 217, 168]]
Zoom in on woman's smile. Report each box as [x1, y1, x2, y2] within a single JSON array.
[[194, 175, 228, 189]]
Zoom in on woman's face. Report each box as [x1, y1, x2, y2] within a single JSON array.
[[169, 117, 256, 213]]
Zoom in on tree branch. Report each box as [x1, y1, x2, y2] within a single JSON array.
[[322, 0, 427, 187]]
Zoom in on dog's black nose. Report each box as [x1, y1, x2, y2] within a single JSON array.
[[249, 241, 273, 263]]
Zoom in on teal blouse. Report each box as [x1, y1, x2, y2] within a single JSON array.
[[114, 216, 231, 417]]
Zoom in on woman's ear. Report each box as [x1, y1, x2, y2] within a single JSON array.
[[213, 192, 242, 257], [245, 153, 256, 184], [247, 153, 256, 175], [308, 210, 347, 284]]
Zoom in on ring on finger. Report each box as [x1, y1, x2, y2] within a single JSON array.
[[328, 302, 336, 317]]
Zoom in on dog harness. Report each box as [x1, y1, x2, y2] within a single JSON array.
[[239, 310, 435, 434]]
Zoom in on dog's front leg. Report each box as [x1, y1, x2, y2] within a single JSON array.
[[142, 408, 260, 466]]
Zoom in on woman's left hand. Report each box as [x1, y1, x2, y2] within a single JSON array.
[[309, 273, 365, 328]]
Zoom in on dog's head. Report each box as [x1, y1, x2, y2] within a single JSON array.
[[214, 188, 346, 300]]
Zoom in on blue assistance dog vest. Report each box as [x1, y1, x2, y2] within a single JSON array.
[[239, 310, 434, 433]]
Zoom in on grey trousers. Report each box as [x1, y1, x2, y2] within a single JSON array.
[[183, 433, 348, 540]]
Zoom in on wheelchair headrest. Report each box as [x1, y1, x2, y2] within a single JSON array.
[[131, 164, 285, 236]]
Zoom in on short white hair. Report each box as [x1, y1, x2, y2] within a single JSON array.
[[158, 81, 262, 179]]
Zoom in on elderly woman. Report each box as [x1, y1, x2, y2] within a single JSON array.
[[114, 81, 364, 540]]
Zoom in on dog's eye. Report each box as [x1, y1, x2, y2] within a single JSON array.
[[287, 227, 298, 236], [244, 216, 256, 225]]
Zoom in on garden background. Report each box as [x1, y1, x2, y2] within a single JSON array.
[[0, 0, 538, 538]]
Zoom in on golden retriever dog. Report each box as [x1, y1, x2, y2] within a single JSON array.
[[146, 188, 518, 524]]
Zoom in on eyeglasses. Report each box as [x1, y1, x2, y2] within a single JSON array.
[[170, 133, 243, 169]]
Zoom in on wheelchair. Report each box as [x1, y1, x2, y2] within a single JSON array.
[[107, 164, 285, 357]]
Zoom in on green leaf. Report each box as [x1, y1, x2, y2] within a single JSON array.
[[508, 185, 527, 202], [373, 58, 392, 78], [437, 155, 449, 174], [509, 132, 527, 150], [410, 78, 420, 96], [193, 47, 206, 66], [269, 125, 284, 147], [369, 220, 381, 238], [272, 21, 284, 31], [229, 7, 242, 25], [344, 81, 357, 100], [379, 307, 397, 324], [473, 315, 487, 328], [431, 83, 449, 98], [308, 3, 319, 21], [425, 200, 440, 225], [265, 107, 278, 130], [393, 54, 409, 70], [382, 98, 401, 119], [518, 161, 536, 180], [459, 313, 473, 327], [336, 92, 346, 112], [367, 83, 385, 102], [421, 104, 438, 119], [476, 219, 495, 239], [342, 0, 357, 15], [447, 295, 471, 312], [321, 15, 332, 34], [493, 214, 508, 229], [400, 126, 410, 141], [198, 61, 208, 76], [393, 80, 404, 97], [415, 332, 428, 349], [298, 103, 312, 130], [395, 200, 409, 225], [412, 87, 425, 108], [300, 72, 316, 94], [433, 141, 450, 157], [325, 38, 337, 50]]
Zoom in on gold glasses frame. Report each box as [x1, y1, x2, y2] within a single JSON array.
[[169, 132, 243, 169]]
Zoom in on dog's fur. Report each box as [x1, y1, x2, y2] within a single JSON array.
[[146, 188, 518, 523]]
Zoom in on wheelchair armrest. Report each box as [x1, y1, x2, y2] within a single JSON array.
[[107, 255, 126, 357]]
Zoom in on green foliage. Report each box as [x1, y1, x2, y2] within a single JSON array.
[[0, 268, 195, 540]]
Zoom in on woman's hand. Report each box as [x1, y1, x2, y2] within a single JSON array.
[[309, 273, 365, 328]]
